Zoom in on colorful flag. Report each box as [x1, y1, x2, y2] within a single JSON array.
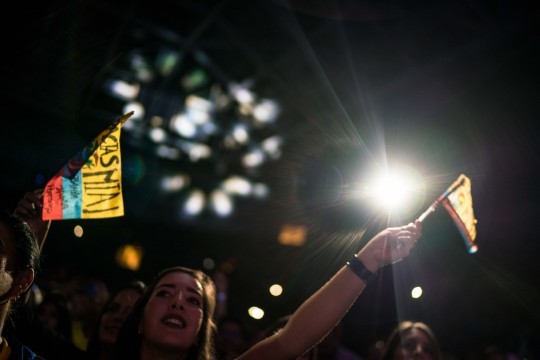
[[42, 112, 133, 220], [440, 174, 478, 253]]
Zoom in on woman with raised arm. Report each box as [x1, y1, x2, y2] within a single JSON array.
[[114, 220, 422, 360]]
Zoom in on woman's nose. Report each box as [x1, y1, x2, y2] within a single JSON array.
[[412, 343, 427, 357], [170, 293, 184, 309]]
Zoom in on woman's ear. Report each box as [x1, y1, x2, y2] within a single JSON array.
[[9, 268, 34, 300]]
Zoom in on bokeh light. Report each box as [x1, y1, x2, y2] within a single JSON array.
[[411, 286, 423, 299], [202, 257, 215, 270], [248, 306, 265, 320], [269, 284, 283, 296], [115, 244, 144, 271], [73, 225, 84, 238]]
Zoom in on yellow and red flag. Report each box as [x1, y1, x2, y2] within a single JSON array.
[[418, 173, 478, 253], [440, 174, 478, 253], [42, 112, 133, 220]]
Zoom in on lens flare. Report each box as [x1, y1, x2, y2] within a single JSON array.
[[363, 165, 425, 216]]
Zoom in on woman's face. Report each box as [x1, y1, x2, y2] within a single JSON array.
[[99, 288, 142, 346], [392, 328, 435, 360], [140, 272, 204, 354]]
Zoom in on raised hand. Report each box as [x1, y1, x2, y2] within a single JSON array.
[[357, 220, 422, 273]]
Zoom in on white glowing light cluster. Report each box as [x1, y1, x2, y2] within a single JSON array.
[[103, 46, 283, 218]]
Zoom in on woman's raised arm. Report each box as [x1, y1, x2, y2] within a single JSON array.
[[238, 220, 422, 360]]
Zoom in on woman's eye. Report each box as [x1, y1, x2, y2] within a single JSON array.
[[156, 290, 171, 297], [188, 297, 201, 306], [402, 341, 416, 351]]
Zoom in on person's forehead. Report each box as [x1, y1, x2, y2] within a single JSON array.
[[404, 328, 431, 342], [157, 272, 203, 292]]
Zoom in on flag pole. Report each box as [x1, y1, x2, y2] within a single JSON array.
[[418, 174, 466, 223]]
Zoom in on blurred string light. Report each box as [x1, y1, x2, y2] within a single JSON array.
[[100, 43, 283, 218]]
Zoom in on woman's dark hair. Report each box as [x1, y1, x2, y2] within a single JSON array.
[[381, 321, 441, 360], [86, 280, 146, 357], [115, 267, 217, 360], [0, 212, 40, 274]]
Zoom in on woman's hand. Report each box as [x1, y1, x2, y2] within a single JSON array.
[[357, 220, 422, 273]]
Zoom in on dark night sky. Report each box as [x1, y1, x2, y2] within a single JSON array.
[[2, 0, 540, 356]]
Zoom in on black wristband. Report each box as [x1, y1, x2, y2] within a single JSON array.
[[347, 254, 377, 285]]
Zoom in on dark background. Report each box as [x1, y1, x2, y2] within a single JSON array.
[[2, 0, 540, 357]]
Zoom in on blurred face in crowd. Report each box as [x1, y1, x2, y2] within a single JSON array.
[[140, 272, 204, 354], [216, 319, 247, 360], [393, 328, 435, 360], [99, 288, 142, 346], [38, 301, 61, 331], [69, 279, 109, 321]]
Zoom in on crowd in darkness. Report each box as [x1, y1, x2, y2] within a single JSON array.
[[0, 189, 537, 359]]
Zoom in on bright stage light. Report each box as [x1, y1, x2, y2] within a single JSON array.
[[373, 173, 412, 209], [365, 166, 424, 214]]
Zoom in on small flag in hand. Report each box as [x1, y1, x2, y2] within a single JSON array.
[[441, 174, 478, 253], [42, 112, 133, 220]]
